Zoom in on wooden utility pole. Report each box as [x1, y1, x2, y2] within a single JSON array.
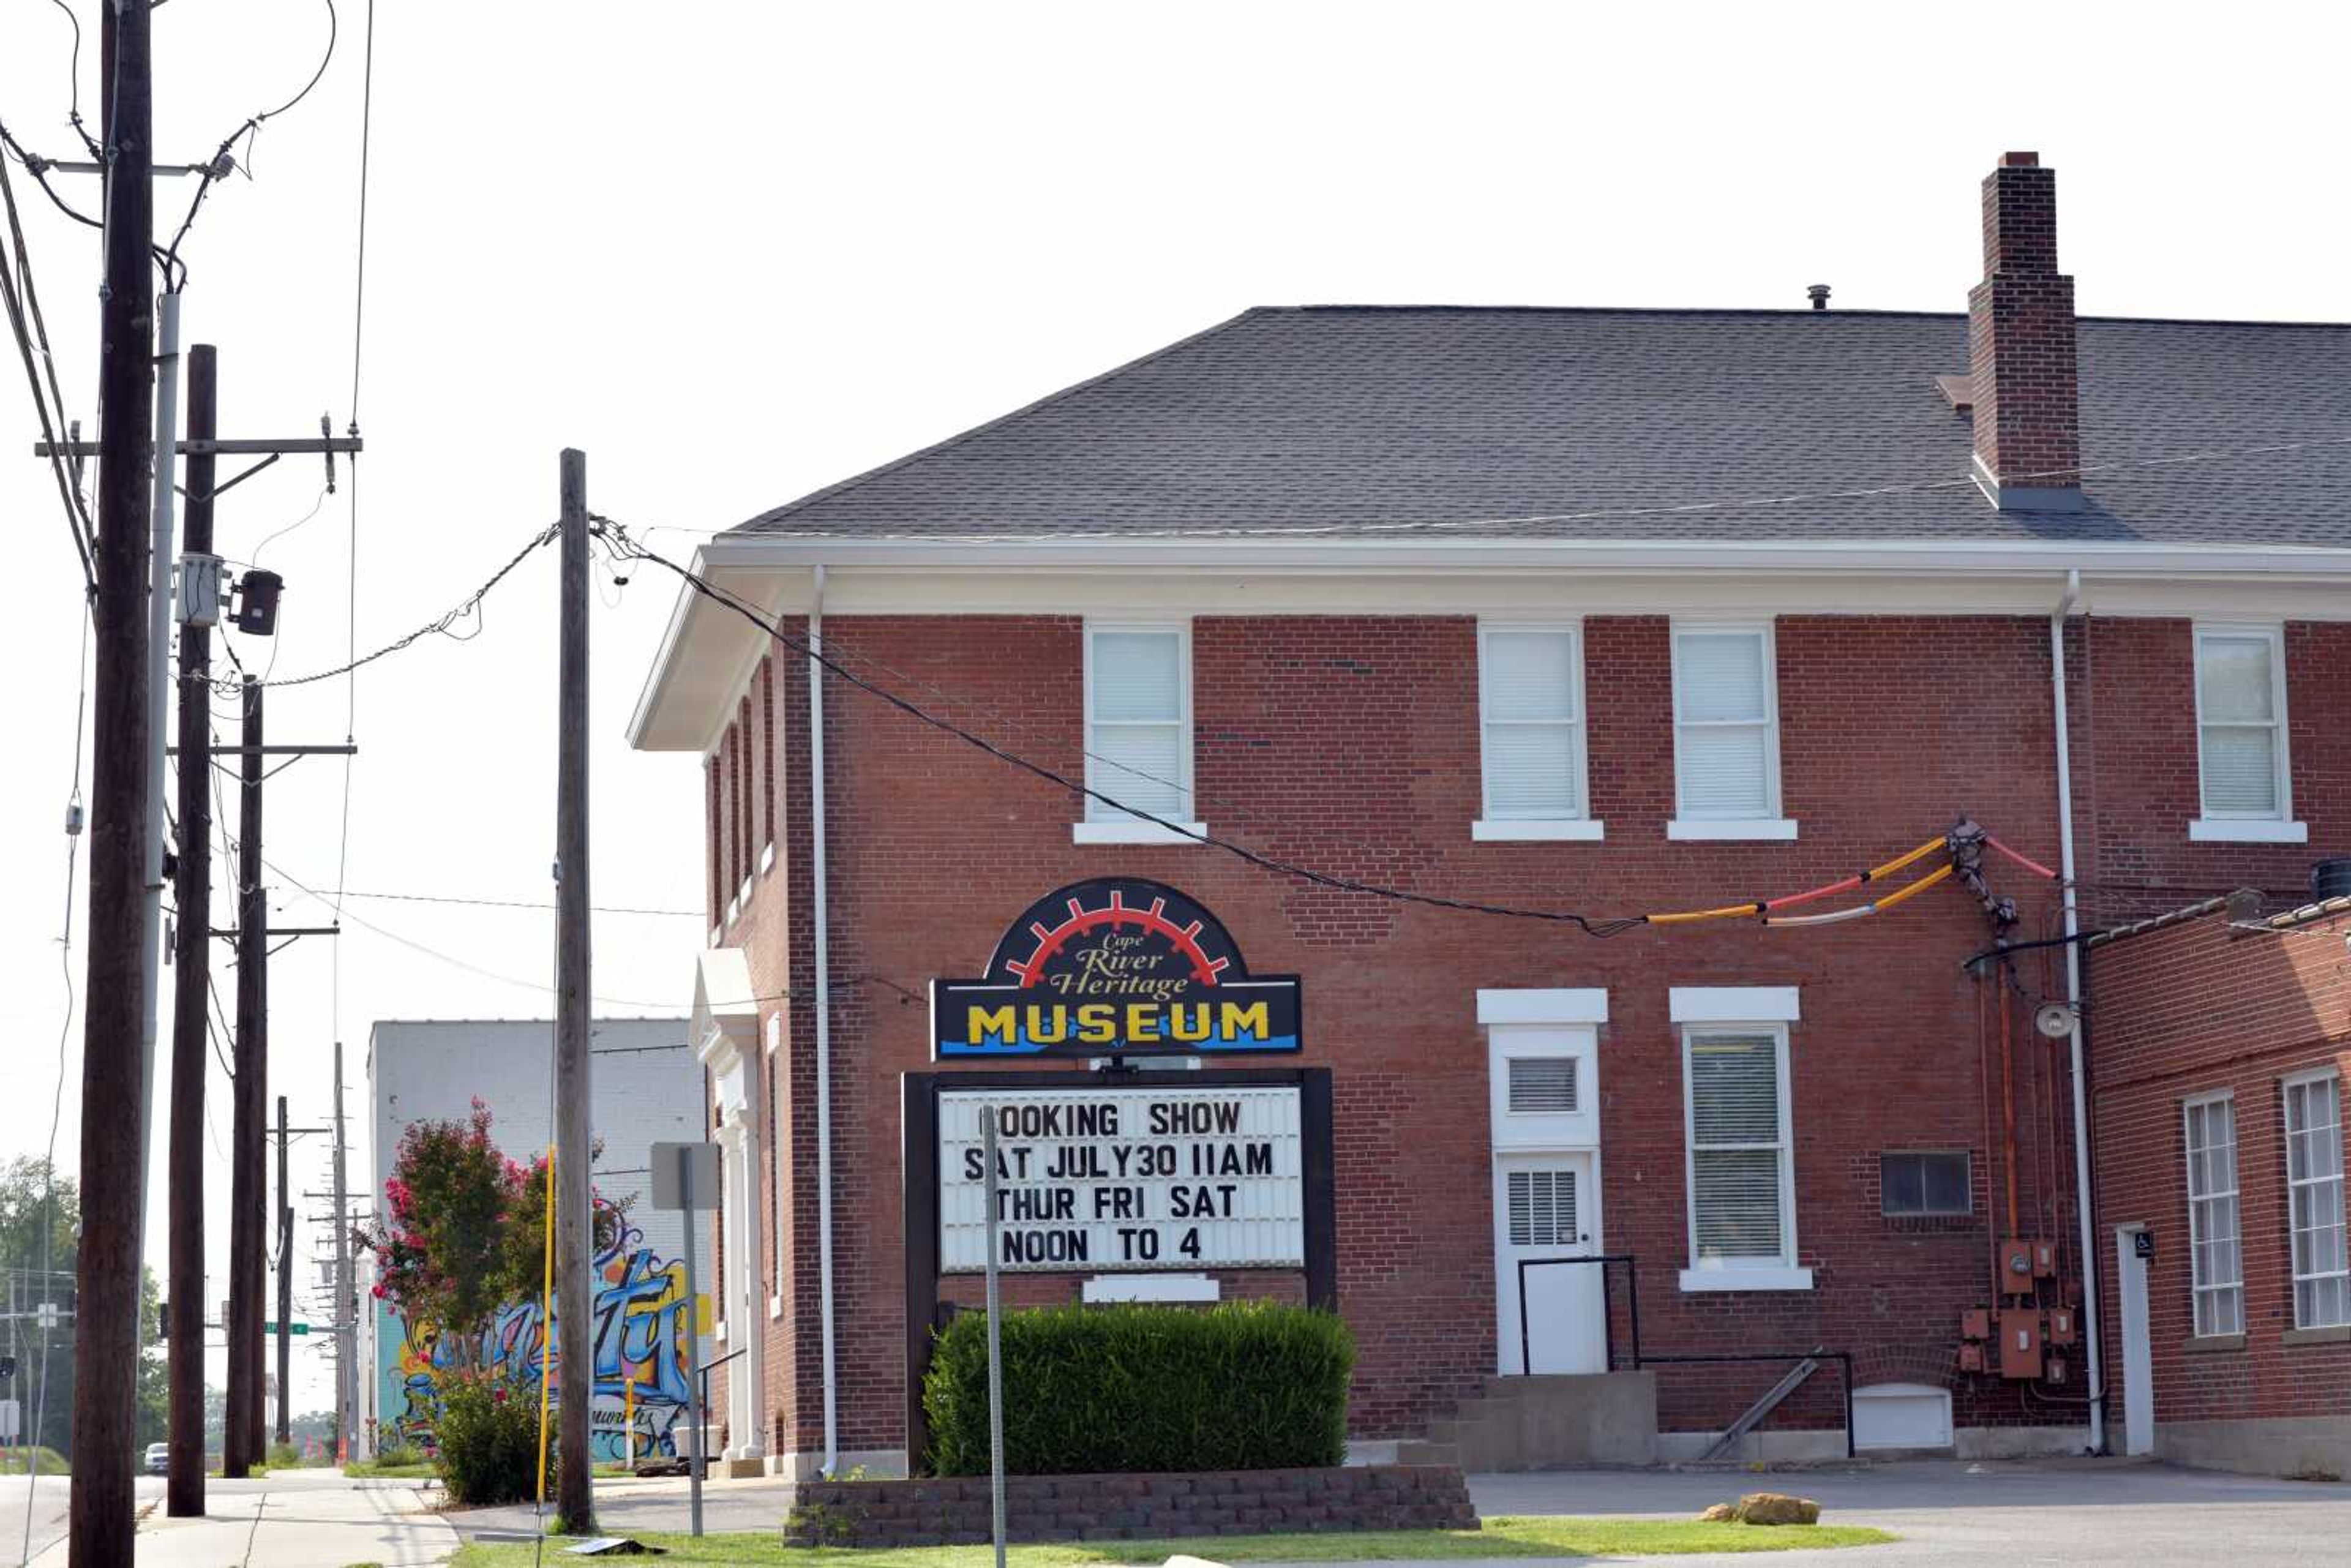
[[276, 1093, 292, 1446], [165, 343, 217, 1517], [553, 449, 596, 1532], [225, 675, 266, 1476], [70, 0, 154, 1558]]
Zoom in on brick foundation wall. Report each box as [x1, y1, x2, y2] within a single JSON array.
[[781, 1465, 1477, 1546], [691, 609, 2347, 1459], [2089, 902, 2351, 1433]]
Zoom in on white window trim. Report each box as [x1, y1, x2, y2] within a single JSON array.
[[1668, 618, 1792, 841], [1680, 1018, 1811, 1293], [1474, 620, 1602, 841], [2190, 621, 2301, 840], [2183, 1089, 2244, 1340], [1671, 986, 1800, 1024], [1076, 620, 1204, 845], [1477, 988, 1610, 1026], [2282, 1067, 2347, 1331]]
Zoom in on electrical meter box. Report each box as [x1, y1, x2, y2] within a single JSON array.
[[2048, 1306, 2079, 1346], [1999, 1312, 2044, 1379], [2001, 1239, 2036, 1294]]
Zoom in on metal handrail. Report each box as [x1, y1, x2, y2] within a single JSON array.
[[1636, 1349, 1856, 1460], [1513, 1253, 1640, 1375], [1511, 1256, 1854, 1458]]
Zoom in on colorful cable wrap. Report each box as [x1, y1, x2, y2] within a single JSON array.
[[1645, 833, 1976, 929]]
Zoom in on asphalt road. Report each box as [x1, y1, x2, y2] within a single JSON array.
[[0, 1470, 168, 1563], [1469, 1458, 2351, 1564]]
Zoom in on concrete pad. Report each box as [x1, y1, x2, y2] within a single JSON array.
[[133, 1472, 459, 1567]]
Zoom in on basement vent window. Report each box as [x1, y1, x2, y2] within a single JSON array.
[[1881, 1151, 1972, 1217], [1507, 1167, 1577, 1249], [1507, 1056, 1580, 1114]]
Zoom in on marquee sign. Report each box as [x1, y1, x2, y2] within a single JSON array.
[[937, 1084, 1305, 1274], [930, 879, 1302, 1059]]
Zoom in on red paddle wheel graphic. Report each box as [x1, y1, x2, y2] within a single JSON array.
[[1002, 888, 1231, 988]]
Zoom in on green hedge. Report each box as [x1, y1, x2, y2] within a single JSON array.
[[923, 1300, 1354, 1477]]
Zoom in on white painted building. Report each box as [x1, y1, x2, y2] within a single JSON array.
[[359, 1018, 707, 1463]]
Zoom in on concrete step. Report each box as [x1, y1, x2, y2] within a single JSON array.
[[1392, 1440, 1459, 1466], [1445, 1371, 1659, 1471]]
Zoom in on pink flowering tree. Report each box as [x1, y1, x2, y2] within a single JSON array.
[[355, 1101, 626, 1371]]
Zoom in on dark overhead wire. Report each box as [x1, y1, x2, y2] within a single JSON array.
[[45, 0, 100, 157], [596, 516, 1648, 939], [223, 521, 559, 690]]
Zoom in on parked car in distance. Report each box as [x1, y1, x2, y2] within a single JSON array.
[[144, 1442, 169, 1475]]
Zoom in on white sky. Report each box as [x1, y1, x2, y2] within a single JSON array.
[[4, 0, 2347, 1417]]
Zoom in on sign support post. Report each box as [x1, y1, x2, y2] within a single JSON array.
[[652, 1140, 719, 1538], [982, 1106, 1007, 1568]]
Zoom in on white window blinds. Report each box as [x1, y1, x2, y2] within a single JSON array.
[[1673, 625, 1778, 820], [1086, 626, 1190, 823], [2195, 628, 2288, 819], [2285, 1075, 2348, 1330], [2184, 1096, 2244, 1338], [1506, 1166, 1578, 1248], [1506, 1056, 1580, 1114], [1686, 1030, 1791, 1266], [1480, 627, 1586, 819]]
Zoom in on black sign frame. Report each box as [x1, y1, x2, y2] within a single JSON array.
[[930, 878, 1302, 1061], [899, 1067, 1337, 1473]]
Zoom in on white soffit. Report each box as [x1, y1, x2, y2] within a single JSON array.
[[693, 946, 759, 1066], [1670, 986, 1801, 1024]]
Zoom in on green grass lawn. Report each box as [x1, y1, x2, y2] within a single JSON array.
[[452, 1514, 1894, 1566], [342, 1457, 438, 1479], [0, 1447, 70, 1476]]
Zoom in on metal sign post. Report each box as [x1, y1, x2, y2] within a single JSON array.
[[982, 1107, 1007, 1568], [651, 1141, 721, 1538]]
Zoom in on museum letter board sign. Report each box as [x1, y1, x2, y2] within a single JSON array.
[[931, 879, 1302, 1059], [938, 1084, 1304, 1273]]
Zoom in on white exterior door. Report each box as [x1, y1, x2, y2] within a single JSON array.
[[2116, 1225, 2154, 1455], [1485, 1011, 1606, 1376], [1494, 1151, 1605, 1373]]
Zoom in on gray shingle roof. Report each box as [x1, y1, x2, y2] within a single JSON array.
[[734, 306, 2351, 547]]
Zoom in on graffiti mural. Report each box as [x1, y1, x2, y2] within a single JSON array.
[[381, 1215, 706, 1463]]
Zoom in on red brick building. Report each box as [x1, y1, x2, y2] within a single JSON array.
[[629, 152, 2351, 1477], [2087, 887, 2350, 1476]]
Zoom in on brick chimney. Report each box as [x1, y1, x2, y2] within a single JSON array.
[[1968, 152, 2082, 510]]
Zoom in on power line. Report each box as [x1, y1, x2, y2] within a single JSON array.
[[319, 888, 700, 918], [225, 521, 558, 690], [598, 518, 1644, 939], [43, 0, 100, 157], [333, 0, 377, 1063]]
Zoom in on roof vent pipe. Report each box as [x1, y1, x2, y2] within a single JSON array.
[[1807, 283, 1831, 311]]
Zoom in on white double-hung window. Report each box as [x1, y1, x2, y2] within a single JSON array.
[[1673, 987, 1809, 1292], [2191, 624, 2303, 843], [2284, 1071, 2348, 1330], [2183, 1092, 2244, 1338], [1474, 623, 1600, 841], [1075, 622, 1202, 844], [1668, 621, 1793, 841]]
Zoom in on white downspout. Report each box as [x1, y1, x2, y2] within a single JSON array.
[[809, 565, 839, 1479], [2050, 568, 2105, 1452]]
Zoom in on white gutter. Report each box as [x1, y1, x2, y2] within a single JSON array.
[[2050, 568, 2105, 1452], [810, 564, 839, 1479]]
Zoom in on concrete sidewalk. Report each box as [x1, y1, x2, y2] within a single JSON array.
[[132, 1471, 459, 1567]]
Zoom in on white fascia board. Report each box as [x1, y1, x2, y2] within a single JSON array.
[[1670, 986, 1801, 1024], [1477, 988, 1610, 1026]]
